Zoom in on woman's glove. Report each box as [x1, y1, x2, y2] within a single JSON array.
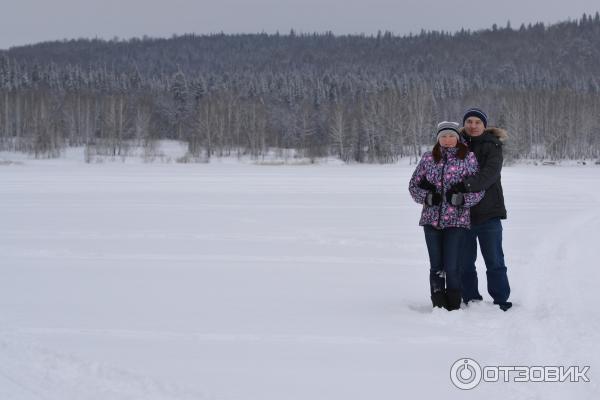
[[425, 192, 442, 206], [418, 179, 441, 206], [450, 182, 467, 193], [418, 179, 437, 192], [445, 190, 465, 206]]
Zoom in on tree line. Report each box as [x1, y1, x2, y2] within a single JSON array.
[[1, 13, 600, 162]]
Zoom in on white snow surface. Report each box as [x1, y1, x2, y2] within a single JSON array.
[[1, 149, 599, 399]]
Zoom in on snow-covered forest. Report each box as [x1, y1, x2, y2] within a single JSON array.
[[1, 14, 600, 162]]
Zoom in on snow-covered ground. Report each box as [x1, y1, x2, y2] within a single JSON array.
[[1, 150, 599, 399]]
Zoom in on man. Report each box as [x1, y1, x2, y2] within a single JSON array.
[[450, 108, 512, 311]]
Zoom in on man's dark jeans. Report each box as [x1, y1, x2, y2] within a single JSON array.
[[461, 217, 511, 303], [423, 225, 465, 295]]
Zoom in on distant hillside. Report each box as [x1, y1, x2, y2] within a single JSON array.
[[1, 13, 599, 161]]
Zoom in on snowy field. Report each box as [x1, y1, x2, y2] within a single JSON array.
[[1, 150, 599, 399]]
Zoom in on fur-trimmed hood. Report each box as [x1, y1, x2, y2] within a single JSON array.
[[459, 127, 508, 143]]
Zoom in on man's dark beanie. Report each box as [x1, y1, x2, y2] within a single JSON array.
[[462, 108, 488, 127]]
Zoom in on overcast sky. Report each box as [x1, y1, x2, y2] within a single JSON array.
[[2, 0, 599, 49]]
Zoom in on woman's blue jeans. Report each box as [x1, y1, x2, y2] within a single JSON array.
[[423, 225, 466, 295]]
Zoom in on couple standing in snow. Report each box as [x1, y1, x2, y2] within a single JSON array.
[[409, 108, 512, 312]]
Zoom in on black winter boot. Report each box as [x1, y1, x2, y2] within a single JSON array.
[[445, 289, 462, 311], [463, 294, 483, 305], [494, 301, 513, 311], [431, 290, 447, 308]]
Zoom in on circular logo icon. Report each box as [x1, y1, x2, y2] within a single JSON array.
[[450, 358, 482, 390]]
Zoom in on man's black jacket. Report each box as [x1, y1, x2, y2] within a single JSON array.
[[461, 127, 508, 225]]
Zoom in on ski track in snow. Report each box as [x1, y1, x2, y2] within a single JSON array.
[[447, 200, 600, 398], [500, 208, 600, 398], [0, 334, 212, 400]]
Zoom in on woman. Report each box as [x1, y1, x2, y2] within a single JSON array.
[[408, 121, 484, 311]]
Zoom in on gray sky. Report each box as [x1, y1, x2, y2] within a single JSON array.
[[2, 0, 599, 49]]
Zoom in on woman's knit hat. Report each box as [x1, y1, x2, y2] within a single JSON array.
[[436, 121, 460, 141]]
